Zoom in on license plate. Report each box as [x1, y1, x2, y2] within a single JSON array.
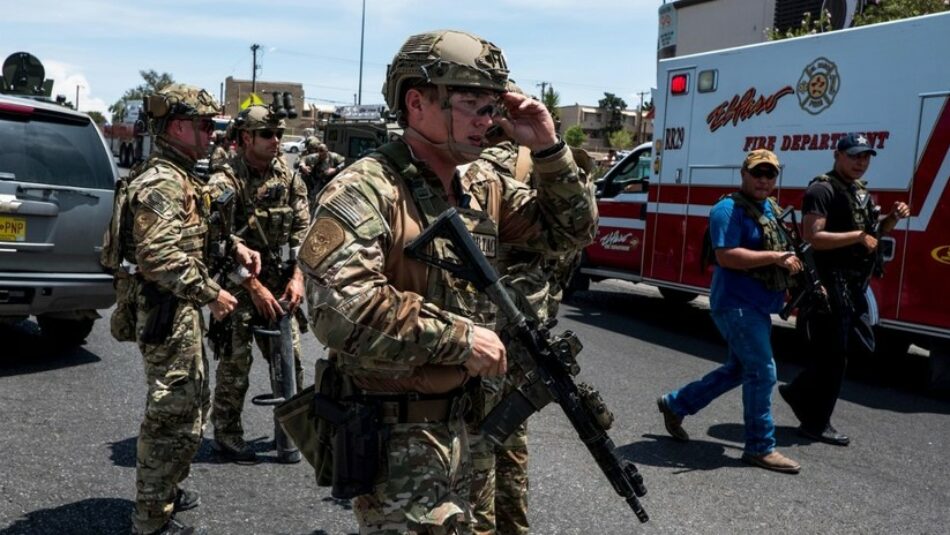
[[0, 216, 26, 242]]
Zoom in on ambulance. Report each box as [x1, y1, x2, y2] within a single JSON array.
[[577, 13, 950, 374]]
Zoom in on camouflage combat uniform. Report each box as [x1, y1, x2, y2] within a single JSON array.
[[299, 148, 346, 204], [208, 152, 310, 445], [299, 134, 595, 533], [127, 139, 222, 534], [465, 142, 595, 535]]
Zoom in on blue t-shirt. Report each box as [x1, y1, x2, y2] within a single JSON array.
[[708, 196, 785, 314]]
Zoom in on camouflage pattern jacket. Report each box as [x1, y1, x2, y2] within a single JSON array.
[[300, 151, 346, 192], [299, 138, 597, 393], [127, 145, 221, 305], [208, 155, 310, 287]]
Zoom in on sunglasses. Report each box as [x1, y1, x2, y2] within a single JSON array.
[[450, 94, 504, 118], [749, 166, 778, 180], [197, 119, 215, 134], [256, 129, 284, 140]]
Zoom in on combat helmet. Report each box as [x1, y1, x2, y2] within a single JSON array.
[[146, 83, 221, 160], [305, 136, 321, 151], [234, 105, 286, 132], [383, 29, 509, 120], [383, 30, 509, 162]]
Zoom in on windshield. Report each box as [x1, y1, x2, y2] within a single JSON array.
[[0, 109, 115, 190]]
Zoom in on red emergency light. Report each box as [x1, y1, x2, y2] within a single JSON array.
[[670, 74, 688, 95], [0, 102, 35, 115]]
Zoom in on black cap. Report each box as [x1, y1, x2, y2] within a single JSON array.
[[837, 133, 877, 156]]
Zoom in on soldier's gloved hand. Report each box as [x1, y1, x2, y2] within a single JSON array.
[[209, 289, 239, 320], [244, 277, 284, 322], [280, 269, 305, 313], [888, 201, 910, 221], [234, 242, 262, 277], [464, 325, 508, 377]]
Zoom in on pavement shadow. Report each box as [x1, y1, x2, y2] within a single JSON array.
[[705, 423, 812, 448], [0, 497, 133, 534], [0, 320, 101, 377], [616, 433, 745, 474], [110, 434, 303, 468]]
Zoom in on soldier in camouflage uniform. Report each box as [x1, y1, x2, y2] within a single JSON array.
[[463, 110, 596, 534], [209, 131, 230, 167], [208, 105, 311, 463], [298, 30, 596, 534], [297, 140, 346, 205], [124, 84, 252, 535]]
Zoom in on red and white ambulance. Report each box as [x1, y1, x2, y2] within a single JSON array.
[[578, 13, 950, 371]]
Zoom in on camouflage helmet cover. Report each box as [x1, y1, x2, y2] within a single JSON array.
[[235, 104, 286, 131], [148, 83, 221, 119], [382, 29, 509, 116], [305, 135, 321, 150]]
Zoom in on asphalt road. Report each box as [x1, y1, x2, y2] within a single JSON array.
[[2, 280, 948, 534]]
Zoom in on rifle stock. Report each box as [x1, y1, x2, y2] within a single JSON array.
[[405, 208, 649, 523], [776, 207, 827, 320]]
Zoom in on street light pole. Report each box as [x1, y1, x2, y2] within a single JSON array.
[[75, 85, 82, 111], [358, 0, 366, 105]]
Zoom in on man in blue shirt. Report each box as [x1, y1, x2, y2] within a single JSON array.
[[658, 149, 803, 473]]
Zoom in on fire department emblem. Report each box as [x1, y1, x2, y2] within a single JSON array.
[[797, 57, 840, 115]]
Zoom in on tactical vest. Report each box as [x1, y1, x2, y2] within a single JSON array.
[[704, 193, 793, 292], [810, 173, 873, 231], [373, 142, 499, 329], [230, 158, 297, 256]]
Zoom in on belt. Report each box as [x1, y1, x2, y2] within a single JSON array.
[[351, 389, 467, 425]]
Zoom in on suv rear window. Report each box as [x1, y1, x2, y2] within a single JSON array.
[[0, 108, 114, 190]]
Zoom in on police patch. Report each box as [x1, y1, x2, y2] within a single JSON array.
[[140, 189, 175, 219], [299, 217, 345, 271]]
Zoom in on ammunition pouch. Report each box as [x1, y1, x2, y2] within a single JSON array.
[[139, 281, 179, 345], [110, 273, 139, 342], [255, 205, 294, 246]]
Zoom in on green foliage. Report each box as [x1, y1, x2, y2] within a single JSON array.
[[853, 0, 949, 26], [598, 92, 627, 135], [564, 125, 587, 148], [542, 86, 561, 122], [108, 70, 175, 123], [768, 10, 833, 40], [769, 1, 949, 40], [86, 111, 106, 126], [608, 129, 634, 150]]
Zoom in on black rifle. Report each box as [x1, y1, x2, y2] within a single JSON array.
[[775, 206, 827, 321], [859, 204, 885, 291], [405, 208, 649, 524], [251, 299, 302, 463], [206, 189, 238, 360]]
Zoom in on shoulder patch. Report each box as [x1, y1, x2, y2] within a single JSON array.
[[140, 189, 176, 219], [299, 217, 345, 271], [324, 185, 378, 231]]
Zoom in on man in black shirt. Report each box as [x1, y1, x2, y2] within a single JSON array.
[[779, 133, 909, 446]]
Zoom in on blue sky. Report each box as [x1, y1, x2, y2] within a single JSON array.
[[3, 0, 661, 121]]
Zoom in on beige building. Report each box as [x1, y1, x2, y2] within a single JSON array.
[[558, 104, 653, 151], [223, 76, 315, 135]]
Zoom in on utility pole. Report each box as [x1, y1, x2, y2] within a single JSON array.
[[358, 0, 366, 105], [635, 90, 648, 144], [251, 43, 261, 94], [75, 84, 81, 111], [536, 81, 548, 101]]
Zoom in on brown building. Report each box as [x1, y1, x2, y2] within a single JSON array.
[[223, 76, 315, 135], [557, 104, 653, 152]]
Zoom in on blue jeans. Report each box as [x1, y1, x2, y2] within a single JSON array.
[[665, 308, 777, 455]]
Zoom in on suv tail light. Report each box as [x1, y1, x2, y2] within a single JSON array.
[[0, 102, 35, 115]]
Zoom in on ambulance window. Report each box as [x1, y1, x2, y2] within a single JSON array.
[[698, 70, 717, 93]]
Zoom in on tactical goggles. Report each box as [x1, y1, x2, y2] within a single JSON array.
[[256, 129, 284, 140], [749, 166, 778, 180], [448, 92, 503, 118]]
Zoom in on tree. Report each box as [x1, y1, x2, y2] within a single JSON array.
[[564, 125, 587, 148], [769, 0, 949, 40], [108, 70, 175, 123], [597, 92, 627, 136], [86, 111, 106, 126], [608, 129, 634, 150], [541, 86, 561, 122]]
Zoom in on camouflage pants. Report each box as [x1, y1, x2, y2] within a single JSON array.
[[132, 301, 210, 534], [211, 296, 303, 441], [469, 376, 530, 535], [354, 418, 472, 534]]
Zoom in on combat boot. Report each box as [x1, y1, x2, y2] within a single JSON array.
[[212, 434, 259, 464], [173, 487, 200, 513]]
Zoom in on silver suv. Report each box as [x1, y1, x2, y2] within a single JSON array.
[[0, 92, 117, 347]]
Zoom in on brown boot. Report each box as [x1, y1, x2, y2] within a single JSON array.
[[741, 450, 801, 474], [657, 396, 689, 442]]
